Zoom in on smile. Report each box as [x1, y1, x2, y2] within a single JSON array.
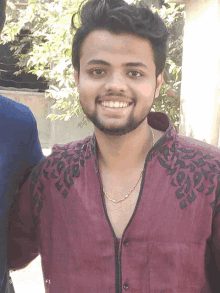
[[100, 101, 130, 108]]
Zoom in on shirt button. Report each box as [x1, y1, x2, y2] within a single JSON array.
[[123, 238, 129, 246], [123, 282, 129, 290]]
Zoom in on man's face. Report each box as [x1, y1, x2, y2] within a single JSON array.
[[74, 30, 163, 136]]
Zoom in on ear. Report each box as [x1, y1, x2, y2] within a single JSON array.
[[74, 70, 79, 90], [155, 71, 163, 98]]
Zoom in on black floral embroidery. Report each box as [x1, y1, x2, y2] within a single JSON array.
[[30, 159, 46, 183], [57, 161, 65, 174], [90, 135, 96, 156], [55, 179, 63, 191], [210, 183, 220, 210], [30, 137, 94, 227], [62, 189, 68, 198], [33, 215, 39, 229], [155, 136, 220, 211], [32, 192, 39, 208], [64, 166, 74, 189], [72, 164, 80, 177]]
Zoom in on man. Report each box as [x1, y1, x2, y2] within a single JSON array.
[[8, 0, 220, 292], [0, 1, 44, 292]]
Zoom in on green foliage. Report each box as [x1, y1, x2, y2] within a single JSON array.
[[150, 1, 185, 131], [2, 0, 184, 129], [2, 0, 82, 121]]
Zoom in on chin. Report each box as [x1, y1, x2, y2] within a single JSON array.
[[99, 127, 133, 136], [84, 109, 149, 136], [94, 119, 148, 136]]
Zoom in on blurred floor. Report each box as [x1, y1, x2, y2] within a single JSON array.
[[10, 256, 44, 293]]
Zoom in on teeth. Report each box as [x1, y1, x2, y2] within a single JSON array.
[[101, 101, 129, 108]]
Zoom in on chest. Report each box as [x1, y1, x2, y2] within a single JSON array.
[[48, 150, 217, 244], [101, 173, 142, 238], [104, 193, 139, 238]]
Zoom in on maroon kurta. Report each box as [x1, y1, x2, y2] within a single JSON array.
[[8, 112, 220, 292]]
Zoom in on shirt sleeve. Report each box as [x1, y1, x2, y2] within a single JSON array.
[[206, 183, 220, 291], [7, 177, 39, 270], [27, 110, 44, 166]]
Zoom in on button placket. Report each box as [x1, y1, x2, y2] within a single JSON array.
[[121, 237, 130, 291]]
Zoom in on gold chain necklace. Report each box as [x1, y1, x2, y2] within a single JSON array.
[[103, 127, 155, 204]]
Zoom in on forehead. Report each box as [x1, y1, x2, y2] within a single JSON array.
[[80, 30, 155, 67]]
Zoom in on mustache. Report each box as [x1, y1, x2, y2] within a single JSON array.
[[96, 93, 134, 103]]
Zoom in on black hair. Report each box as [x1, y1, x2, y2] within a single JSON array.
[[72, 0, 169, 77], [0, 0, 7, 32]]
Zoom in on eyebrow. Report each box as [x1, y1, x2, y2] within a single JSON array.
[[87, 59, 148, 69], [125, 62, 148, 69], [87, 60, 110, 66]]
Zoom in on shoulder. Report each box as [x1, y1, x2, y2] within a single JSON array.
[[154, 132, 220, 211], [0, 95, 35, 126], [50, 136, 95, 168], [177, 134, 220, 159], [29, 136, 94, 182], [0, 95, 42, 165], [52, 136, 94, 155]]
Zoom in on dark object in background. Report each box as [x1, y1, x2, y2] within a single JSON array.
[[0, 29, 48, 92]]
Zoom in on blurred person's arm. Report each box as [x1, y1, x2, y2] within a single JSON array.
[[7, 109, 44, 270], [12, 110, 44, 191]]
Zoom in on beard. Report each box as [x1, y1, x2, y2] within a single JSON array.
[[80, 94, 155, 136], [85, 110, 148, 136]]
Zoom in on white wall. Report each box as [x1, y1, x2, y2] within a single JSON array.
[[179, 0, 220, 146]]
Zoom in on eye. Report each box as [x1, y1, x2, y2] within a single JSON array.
[[90, 69, 105, 75], [128, 71, 143, 78]]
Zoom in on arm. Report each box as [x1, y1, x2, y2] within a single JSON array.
[[206, 184, 220, 292], [7, 180, 39, 270], [16, 110, 44, 190]]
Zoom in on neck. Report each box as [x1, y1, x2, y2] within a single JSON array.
[[95, 119, 153, 173]]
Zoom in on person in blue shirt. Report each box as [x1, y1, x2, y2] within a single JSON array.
[[0, 1, 44, 291]]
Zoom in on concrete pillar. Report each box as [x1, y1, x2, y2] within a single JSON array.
[[178, 0, 220, 146]]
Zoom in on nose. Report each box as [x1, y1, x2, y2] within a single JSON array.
[[104, 72, 128, 93]]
